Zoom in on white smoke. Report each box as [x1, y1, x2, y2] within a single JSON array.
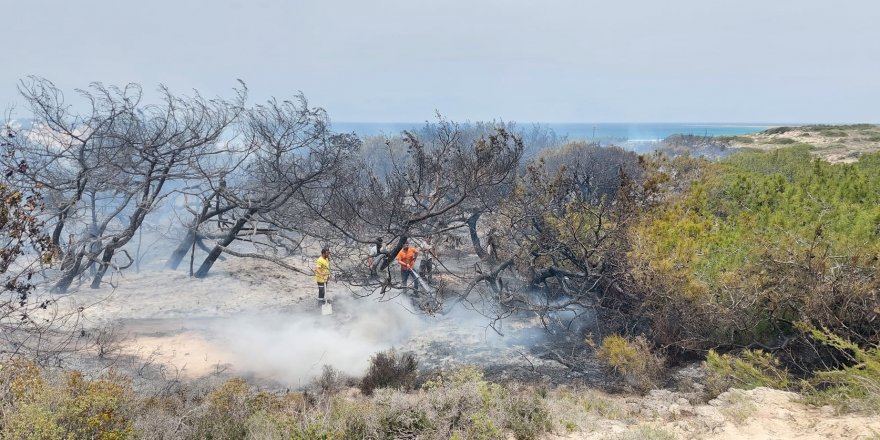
[[208, 295, 425, 386]]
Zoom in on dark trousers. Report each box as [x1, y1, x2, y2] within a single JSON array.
[[400, 268, 418, 292], [317, 282, 326, 300], [419, 259, 433, 282]]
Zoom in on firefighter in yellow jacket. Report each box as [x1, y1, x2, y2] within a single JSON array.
[[396, 243, 418, 293], [315, 248, 331, 303]]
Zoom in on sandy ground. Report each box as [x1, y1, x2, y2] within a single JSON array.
[[730, 125, 880, 163], [42, 257, 880, 440], [546, 387, 880, 440], [53, 256, 572, 388]]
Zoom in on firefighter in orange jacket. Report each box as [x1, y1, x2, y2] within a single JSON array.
[[396, 243, 418, 293]]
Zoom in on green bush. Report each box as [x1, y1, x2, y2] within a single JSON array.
[[505, 393, 552, 440], [0, 361, 561, 440], [819, 130, 848, 138], [715, 135, 754, 144], [595, 335, 666, 393], [421, 367, 553, 440], [378, 405, 433, 439], [630, 147, 880, 353], [704, 350, 790, 397], [0, 361, 134, 440], [191, 378, 252, 439], [763, 126, 795, 135], [801, 329, 880, 414]]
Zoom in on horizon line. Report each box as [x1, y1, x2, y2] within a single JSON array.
[[332, 121, 878, 126]]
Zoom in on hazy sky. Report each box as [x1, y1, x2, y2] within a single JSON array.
[[3, 0, 878, 123]]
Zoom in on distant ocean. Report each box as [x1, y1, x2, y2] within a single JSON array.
[[333, 122, 773, 143]]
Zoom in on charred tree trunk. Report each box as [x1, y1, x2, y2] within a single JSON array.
[[167, 227, 198, 270], [50, 179, 86, 256], [467, 211, 488, 260], [86, 192, 100, 276], [51, 210, 69, 254], [90, 240, 118, 289], [194, 214, 251, 278], [168, 231, 220, 270], [54, 252, 86, 292], [380, 235, 408, 271], [529, 266, 587, 290], [168, 190, 232, 270]]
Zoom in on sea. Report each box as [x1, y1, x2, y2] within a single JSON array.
[[334, 122, 773, 143]]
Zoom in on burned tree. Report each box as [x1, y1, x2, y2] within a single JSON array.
[[192, 95, 359, 278], [457, 142, 650, 334], [164, 138, 251, 272], [0, 125, 66, 361], [304, 118, 524, 298], [7, 78, 245, 291], [6, 78, 134, 266]]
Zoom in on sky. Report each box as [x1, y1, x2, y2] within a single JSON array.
[[2, 0, 878, 123]]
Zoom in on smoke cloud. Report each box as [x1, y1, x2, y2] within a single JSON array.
[[210, 295, 425, 386]]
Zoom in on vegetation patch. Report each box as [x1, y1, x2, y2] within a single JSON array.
[[595, 335, 666, 394], [767, 136, 797, 144], [715, 135, 754, 144], [762, 126, 796, 135], [801, 329, 880, 414], [630, 146, 880, 357], [359, 349, 418, 396]]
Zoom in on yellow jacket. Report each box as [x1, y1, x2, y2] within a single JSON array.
[[314, 256, 330, 283]]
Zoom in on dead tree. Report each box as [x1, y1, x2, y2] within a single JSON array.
[[5, 78, 137, 265], [165, 152, 250, 271], [0, 127, 84, 363], [302, 118, 524, 297], [8, 78, 245, 291], [192, 95, 358, 278], [475, 143, 647, 326]]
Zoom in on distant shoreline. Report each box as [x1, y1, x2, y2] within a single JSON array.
[[333, 121, 776, 141]]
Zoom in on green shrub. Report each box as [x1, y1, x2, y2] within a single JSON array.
[[330, 399, 373, 440], [422, 367, 506, 439], [631, 147, 880, 355], [715, 135, 752, 144], [819, 130, 848, 138], [704, 350, 790, 397], [763, 126, 795, 135], [287, 422, 341, 440], [420, 367, 552, 440], [768, 137, 797, 144], [192, 377, 260, 439], [595, 335, 665, 393], [718, 390, 758, 425], [505, 393, 552, 440], [0, 362, 134, 440], [583, 395, 627, 420], [378, 405, 433, 439], [1, 362, 559, 440], [2, 404, 63, 440], [801, 329, 880, 414]]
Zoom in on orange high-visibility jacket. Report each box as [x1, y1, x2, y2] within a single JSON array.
[[396, 247, 418, 270]]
